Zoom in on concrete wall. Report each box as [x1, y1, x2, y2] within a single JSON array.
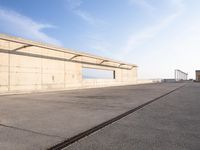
[[0, 34, 137, 93], [136, 79, 161, 84], [196, 71, 200, 82]]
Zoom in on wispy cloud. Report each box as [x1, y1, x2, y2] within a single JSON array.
[[74, 10, 106, 26], [170, 0, 185, 9], [65, 0, 109, 57], [66, 0, 106, 26], [66, 0, 82, 10], [82, 34, 113, 57], [117, 0, 185, 59], [129, 0, 154, 11], [0, 7, 62, 46]]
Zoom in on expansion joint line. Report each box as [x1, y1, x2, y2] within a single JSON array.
[[0, 123, 63, 139], [48, 84, 186, 150]]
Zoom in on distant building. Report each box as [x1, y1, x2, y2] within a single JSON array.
[[174, 69, 188, 81], [196, 70, 200, 82]]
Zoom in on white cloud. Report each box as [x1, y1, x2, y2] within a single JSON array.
[[117, 0, 184, 59], [0, 7, 62, 46], [129, 0, 154, 11], [67, 0, 82, 9], [170, 0, 184, 8], [123, 12, 181, 56], [74, 9, 106, 26], [82, 34, 113, 57], [66, 0, 106, 26]]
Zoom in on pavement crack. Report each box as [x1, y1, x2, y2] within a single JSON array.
[[0, 123, 64, 139]]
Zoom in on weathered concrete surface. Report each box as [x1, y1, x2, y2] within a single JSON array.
[[0, 34, 137, 93], [196, 70, 200, 81], [0, 126, 62, 150], [0, 83, 184, 150], [65, 83, 200, 150]]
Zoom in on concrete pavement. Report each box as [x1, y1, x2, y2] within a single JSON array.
[[65, 83, 200, 150], [0, 83, 185, 149]]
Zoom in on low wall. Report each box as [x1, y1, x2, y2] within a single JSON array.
[[137, 79, 162, 84], [0, 34, 137, 93]]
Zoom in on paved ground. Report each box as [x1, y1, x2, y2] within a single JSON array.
[[0, 83, 188, 149], [65, 83, 200, 150]]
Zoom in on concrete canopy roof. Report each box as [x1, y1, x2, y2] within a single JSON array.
[[0, 34, 137, 70]]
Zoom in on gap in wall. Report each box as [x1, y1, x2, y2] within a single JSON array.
[[82, 67, 115, 79]]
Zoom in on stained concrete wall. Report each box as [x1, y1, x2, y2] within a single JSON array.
[[196, 71, 200, 82], [0, 34, 137, 93]]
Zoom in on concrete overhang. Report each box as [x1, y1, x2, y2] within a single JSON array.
[[0, 34, 137, 70]]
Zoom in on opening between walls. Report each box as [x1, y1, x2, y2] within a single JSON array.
[[82, 67, 115, 79]]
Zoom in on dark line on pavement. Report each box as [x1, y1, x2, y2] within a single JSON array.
[[48, 85, 185, 150], [0, 123, 63, 139]]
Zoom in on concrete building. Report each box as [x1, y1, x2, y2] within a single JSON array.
[[174, 69, 188, 81], [196, 70, 200, 82], [0, 34, 137, 93]]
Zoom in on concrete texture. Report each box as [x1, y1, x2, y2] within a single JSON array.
[[0, 34, 137, 93], [196, 70, 200, 81], [0, 83, 184, 150], [0, 126, 62, 150], [65, 83, 200, 150]]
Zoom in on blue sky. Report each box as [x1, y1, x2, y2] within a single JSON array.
[[0, 0, 199, 79]]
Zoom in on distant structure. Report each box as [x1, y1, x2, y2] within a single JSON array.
[[174, 69, 188, 81], [196, 70, 200, 82]]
